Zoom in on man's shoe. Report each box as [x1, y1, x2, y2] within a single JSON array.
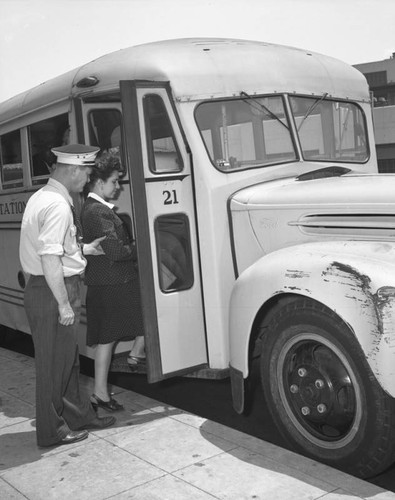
[[59, 430, 89, 445], [79, 415, 116, 430]]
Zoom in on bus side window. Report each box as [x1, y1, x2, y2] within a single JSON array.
[[88, 108, 123, 155], [154, 214, 193, 292], [0, 130, 23, 189], [143, 94, 183, 173], [29, 114, 69, 183]]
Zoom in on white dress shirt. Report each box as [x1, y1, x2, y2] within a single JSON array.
[[19, 178, 86, 276]]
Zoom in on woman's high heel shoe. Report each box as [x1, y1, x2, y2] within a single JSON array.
[[91, 393, 124, 412], [127, 355, 146, 366]]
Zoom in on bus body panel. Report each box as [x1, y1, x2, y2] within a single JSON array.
[[228, 172, 395, 400], [229, 240, 395, 396], [71, 39, 368, 102], [0, 39, 369, 129], [230, 172, 395, 274], [0, 191, 32, 332]]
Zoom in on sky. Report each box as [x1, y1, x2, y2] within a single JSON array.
[[0, 0, 395, 103]]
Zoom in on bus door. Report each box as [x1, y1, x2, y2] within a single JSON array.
[[120, 81, 208, 382]]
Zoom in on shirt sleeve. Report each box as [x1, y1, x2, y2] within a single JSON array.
[[37, 201, 71, 256]]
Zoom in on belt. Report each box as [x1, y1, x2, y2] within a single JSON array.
[[29, 274, 81, 282]]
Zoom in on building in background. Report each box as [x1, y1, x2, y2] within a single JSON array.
[[354, 54, 395, 172]]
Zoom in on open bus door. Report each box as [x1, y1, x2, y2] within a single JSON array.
[[120, 81, 208, 383]]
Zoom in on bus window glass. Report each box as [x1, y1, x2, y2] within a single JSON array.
[[195, 96, 296, 172], [29, 114, 69, 183], [144, 94, 183, 173], [0, 130, 23, 189], [88, 109, 123, 154], [290, 96, 368, 162], [88, 109, 126, 176], [155, 214, 193, 292]]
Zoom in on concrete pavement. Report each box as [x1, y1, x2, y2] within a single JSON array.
[[1, 346, 395, 500]]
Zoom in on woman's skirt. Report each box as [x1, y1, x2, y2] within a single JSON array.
[[86, 280, 144, 346]]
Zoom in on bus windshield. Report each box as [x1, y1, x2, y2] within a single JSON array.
[[289, 96, 368, 163], [195, 95, 369, 172], [195, 95, 296, 172]]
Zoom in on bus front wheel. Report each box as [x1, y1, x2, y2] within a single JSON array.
[[260, 298, 395, 478]]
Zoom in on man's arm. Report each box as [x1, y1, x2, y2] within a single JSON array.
[[41, 254, 75, 325]]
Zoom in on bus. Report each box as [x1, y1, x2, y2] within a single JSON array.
[[1, 37, 395, 478]]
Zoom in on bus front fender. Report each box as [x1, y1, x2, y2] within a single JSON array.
[[229, 240, 395, 412]]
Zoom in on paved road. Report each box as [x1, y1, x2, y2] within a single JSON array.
[[109, 359, 395, 493], [2, 328, 395, 492], [109, 358, 284, 448]]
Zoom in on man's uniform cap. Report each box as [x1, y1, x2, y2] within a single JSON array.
[[51, 144, 100, 166]]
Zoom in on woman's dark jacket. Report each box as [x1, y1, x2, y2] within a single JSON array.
[[80, 197, 137, 286]]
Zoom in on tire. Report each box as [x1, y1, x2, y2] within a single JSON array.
[[260, 297, 395, 478]]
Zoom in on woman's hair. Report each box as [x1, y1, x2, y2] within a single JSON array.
[[85, 150, 122, 193]]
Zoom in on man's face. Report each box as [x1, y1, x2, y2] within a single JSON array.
[[71, 166, 92, 193]]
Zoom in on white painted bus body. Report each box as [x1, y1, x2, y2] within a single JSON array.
[[229, 174, 395, 397], [6, 38, 395, 477], [0, 38, 377, 376]]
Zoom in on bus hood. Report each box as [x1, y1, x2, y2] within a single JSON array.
[[230, 170, 395, 267]]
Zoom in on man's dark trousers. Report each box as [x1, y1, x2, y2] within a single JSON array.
[[24, 275, 96, 446]]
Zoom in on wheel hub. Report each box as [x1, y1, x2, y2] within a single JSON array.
[[289, 364, 331, 418], [283, 341, 356, 440]]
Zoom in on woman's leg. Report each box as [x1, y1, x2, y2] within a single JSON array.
[[129, 336, 145, 359], [93, 342, 115, 401]]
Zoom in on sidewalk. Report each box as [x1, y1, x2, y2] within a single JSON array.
[[1, 346, 394, 500]]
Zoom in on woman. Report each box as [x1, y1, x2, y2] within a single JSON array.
[[81, 151, 145, 412]]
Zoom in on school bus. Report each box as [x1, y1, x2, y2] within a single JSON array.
[[1, 38, 394, 478]]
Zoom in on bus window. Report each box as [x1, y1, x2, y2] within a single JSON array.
[[88, 109, 122, 154], [29, 114, 69, 183], [155, 214, 193, 292], [0, 130, 23, 189], [289, 96, 369, 162], [195, 96, 296, 172], [143, 94, 183, 173]]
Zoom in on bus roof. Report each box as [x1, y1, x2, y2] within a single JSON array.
[[0, 38, 369, 125]]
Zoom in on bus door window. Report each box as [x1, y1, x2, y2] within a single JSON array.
[[155, 214, 194, 292], [85, 106, 135, 229], [87, 108, 123, 156], [29, 114, 69, 184], [143, 94, 183, 173], [0, 130, 23, 189]]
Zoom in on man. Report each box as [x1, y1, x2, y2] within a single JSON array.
[[19, 144, 116, 447]]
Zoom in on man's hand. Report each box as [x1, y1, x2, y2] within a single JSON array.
[[42, 254, 76, 326], [83, 236, 106, 256], [58, 303, 75, 325]]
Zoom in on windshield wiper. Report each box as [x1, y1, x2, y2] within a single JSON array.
[[240, 91, 289, 131], [297, 92, 328, 131]]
